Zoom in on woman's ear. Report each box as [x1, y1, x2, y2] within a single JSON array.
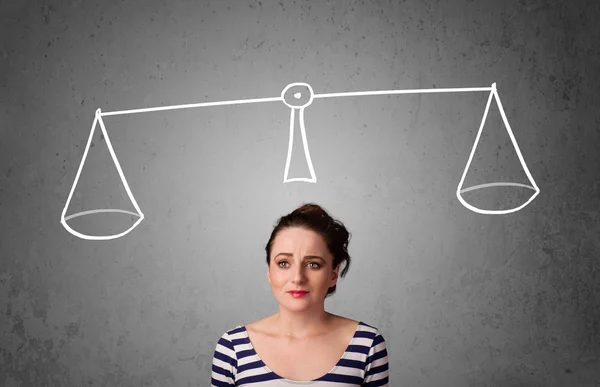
[[331, 264, 341, 282]]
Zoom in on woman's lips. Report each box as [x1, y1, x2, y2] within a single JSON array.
[[288, 291, 309, 298]]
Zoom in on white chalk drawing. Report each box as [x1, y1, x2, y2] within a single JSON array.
[[60, 82, 540, 240]]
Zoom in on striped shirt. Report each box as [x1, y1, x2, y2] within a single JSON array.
[[211, 321, 389, 386]]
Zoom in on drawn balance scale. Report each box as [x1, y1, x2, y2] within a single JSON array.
[[60, 81, 540, 241]]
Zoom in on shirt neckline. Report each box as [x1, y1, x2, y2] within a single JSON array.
[[239, 321, 364, 384]]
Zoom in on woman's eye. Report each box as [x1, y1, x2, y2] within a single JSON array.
[[277, 261, 320, 269]]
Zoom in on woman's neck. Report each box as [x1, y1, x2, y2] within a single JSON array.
[[271, 309, 334, 340]]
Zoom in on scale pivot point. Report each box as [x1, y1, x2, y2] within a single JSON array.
[[281, 82, 314, 109]]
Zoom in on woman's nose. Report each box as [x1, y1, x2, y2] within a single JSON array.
[[292, 265, 307, 282]]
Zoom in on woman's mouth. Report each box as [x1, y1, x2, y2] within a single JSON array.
[[288, 291, 309, 298]]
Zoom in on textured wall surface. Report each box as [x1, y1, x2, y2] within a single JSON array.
[[1, 0, 599, 386]]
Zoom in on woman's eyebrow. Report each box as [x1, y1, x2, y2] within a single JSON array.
[[274, 253, 325, 261]]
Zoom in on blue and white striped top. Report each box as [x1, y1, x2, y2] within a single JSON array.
[[211, 321, 389, 386]]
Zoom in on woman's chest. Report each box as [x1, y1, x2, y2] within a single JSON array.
[[248, 332, 353, 381]]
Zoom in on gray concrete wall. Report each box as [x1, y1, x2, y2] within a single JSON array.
[[1, 0, 599, 385]]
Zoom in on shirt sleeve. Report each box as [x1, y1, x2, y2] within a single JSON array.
[[210, 332, 237, 387], [362, 329, 389, 386]]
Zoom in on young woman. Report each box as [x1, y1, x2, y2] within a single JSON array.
[[211, 203, 389, 386]]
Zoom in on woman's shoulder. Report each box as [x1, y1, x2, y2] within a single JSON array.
[[217, 324, 248, 341], [244, 315, 272, 334], [331, 314, 373, 330], [219, 315, 274, 340]]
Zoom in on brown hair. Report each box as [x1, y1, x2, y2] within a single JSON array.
[[265, 203, 352, 298]]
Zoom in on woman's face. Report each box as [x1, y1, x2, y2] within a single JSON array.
[[268, 227, 340, 311]]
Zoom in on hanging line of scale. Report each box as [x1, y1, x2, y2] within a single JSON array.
[[60, 81, 541, 241]]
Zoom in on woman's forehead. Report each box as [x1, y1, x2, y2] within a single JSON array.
[[273, 227, 325, 246], [271, 228, 330, 257]]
